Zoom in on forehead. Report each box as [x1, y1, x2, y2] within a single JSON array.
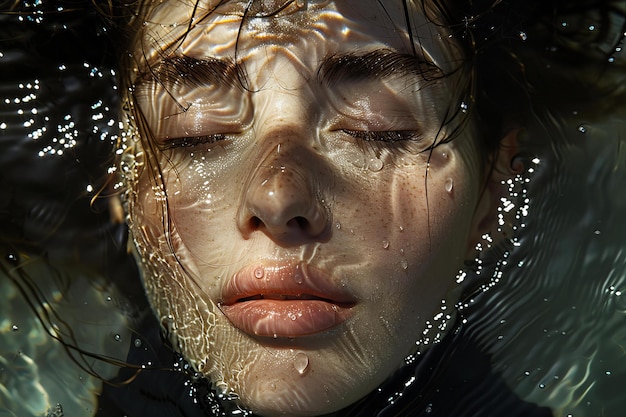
[[136, 0, 458, 72]]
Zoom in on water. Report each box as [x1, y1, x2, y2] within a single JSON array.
[[1, 1, 626, 417]]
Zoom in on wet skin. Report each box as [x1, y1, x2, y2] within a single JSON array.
[[125, 0, 494, 415]]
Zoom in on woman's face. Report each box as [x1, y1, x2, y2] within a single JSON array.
[[127, 0, 489, 415]]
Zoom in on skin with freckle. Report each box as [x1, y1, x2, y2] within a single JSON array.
[[122, 0, 504, 416]]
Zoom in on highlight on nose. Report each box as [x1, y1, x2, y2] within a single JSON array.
[[237, 164, 330, 245]]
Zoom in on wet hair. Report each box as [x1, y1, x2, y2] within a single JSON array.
[[109, 0, 626, 186], [102, 0, 626, 415]]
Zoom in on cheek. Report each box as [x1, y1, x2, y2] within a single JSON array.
[[334, 145, 478, 334]]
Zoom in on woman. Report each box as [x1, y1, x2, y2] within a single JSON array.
[[112, 0, 550, 415]]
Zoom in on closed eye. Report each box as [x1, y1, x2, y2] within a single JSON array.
[[160, 134, 228, 150], [338, 128, 427, 158], [341, 129, 422, 143]]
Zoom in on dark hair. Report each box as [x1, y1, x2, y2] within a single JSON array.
[[101, 1, 626, 415], [107, 0, 625, 184]]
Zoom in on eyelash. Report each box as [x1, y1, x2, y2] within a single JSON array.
[[341, 129, 420, 142], [161, 129, 423, 156], [341, 129, 424, 156], [161, 134, 227, 150]]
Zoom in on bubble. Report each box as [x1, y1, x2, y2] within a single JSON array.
[[400, 259, 408, 270], [113, 333, 121, 342], [11, 324, 19, 331], [6, 253, 19, 265], [382, 240, 390, 249], [294, 352, 309, 375], [518, 31, 528, 41], [254, 267, 264, 279], [335, 221, 341, 230], [46, 403, 63, 417], [445, 178, 454, 193], [134, 338, 142, 348], [577, 124, 587, 133], [367, 157, 383, 172]]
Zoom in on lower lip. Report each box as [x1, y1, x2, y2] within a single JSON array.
[[221, 300, 353, 338]]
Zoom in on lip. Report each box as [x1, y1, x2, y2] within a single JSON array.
[[220, 262, 356, 338]]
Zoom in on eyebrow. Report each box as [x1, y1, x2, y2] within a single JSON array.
[[137, 55, 247, 91], [317, 49, 443, 88], [136, 49, 442, 94]]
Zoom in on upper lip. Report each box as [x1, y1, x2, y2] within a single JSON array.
[[220, 261, 356, 306]]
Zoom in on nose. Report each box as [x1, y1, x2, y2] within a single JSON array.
[[237, 143, 330, 246]]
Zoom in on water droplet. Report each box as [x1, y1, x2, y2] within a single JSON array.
[[460, 101, 468, 113], [538, 383, 545, 389], [113, 333, 121, 342], [441, 151, 448, 160], [11, 324, 19, 331], [254, 267, 264, 279], [294, 352, 309, 375], [6, 253, 19, 265], [335, 221, 341, 230], [294, 264, 304, 284], [382, 241, 390, 249], [519, 31, 528, 40], [577, 124, 587, 133], [400, 260, 408, 270], [351, 154, 366, 169], [445, 178, 454, 193], [134, 338, 142, 348], [367, 157, 383, 172]]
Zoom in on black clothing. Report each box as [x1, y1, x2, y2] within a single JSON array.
[[97, 313, 553, 417]]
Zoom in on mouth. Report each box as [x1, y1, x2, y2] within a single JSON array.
[[220, 262, 356, 338]]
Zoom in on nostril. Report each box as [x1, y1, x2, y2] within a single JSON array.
[[288, 216, 310, 230], [249, 216, 263, 230], [295, 216, 309, 229]]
